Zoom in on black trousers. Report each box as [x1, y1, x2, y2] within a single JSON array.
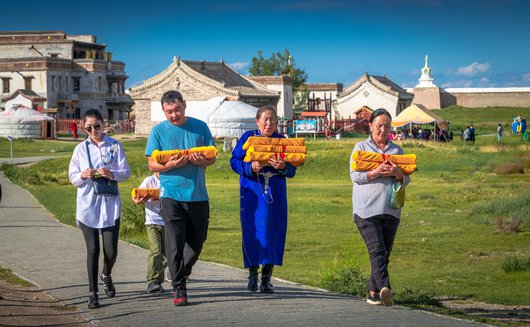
[[354, 214, 399, 293], [79, 219, 120, 293], [160, 199, 209, 289]]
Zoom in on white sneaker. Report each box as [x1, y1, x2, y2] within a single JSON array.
[[380, 287, 393, 307]]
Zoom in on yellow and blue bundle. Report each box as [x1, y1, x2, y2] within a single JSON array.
[[351, 150, 417, 175]]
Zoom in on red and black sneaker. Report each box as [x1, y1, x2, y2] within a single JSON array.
[[173, 285, 188, 306]]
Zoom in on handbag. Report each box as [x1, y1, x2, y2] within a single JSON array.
[[86, 142, 119, 196], [389, 180, 405, 209]]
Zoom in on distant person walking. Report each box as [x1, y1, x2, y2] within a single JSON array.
[[497, 123, 503, 143], [68, 109, 131, 309], [70, 119, 78, 140], [469, 124, 476, 143], [350, 108, 411, 307], [463, 126, 471, 142]]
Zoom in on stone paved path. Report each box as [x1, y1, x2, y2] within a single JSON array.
[[0, 169, 489, 326]]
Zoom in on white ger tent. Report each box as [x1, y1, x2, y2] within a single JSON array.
[[152, 96, 258, 138], [0, 106, 55, 139]]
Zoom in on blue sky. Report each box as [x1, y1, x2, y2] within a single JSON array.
[[2, 0, 529, 89]]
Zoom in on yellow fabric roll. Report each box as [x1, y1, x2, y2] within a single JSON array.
[[351, 150, 417, 165], [351, 150, 417, 175], [151, 146, 218, 164], [131, 188, 159, 200], [242, 136, 305, 150], [351, 160, 380, 172], [351, 160, 417, 175], [247, 145, 307, 154], [244, 152, 307, 167]]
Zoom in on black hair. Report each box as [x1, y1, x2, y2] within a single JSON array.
[[256, 106, 278, 120], [83, 109, 104, 123], [369, 108, 392, 123], [161, 90, 184, 106]]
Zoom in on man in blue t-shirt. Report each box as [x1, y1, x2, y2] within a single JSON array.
[[145, 90, 216, 306]]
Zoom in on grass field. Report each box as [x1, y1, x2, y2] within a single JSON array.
[[1, 107, 529, 311]]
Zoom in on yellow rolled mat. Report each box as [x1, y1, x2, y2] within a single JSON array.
[[151, 146, 218, 164]]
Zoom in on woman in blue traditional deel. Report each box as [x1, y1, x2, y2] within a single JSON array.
[[230, 106, 297, 293]]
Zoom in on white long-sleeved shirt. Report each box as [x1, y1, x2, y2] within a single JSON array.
[[69, 135, 130, 228], [138, 175, 164, 226]]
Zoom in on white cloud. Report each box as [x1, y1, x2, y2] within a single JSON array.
[[456, 62, 490, 76], [229, 61, 249, 72]]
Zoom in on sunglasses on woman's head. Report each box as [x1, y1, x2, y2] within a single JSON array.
[[85, 124, 101, 132]]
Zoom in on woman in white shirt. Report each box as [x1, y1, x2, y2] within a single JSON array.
[[68, 109, 130, 309]]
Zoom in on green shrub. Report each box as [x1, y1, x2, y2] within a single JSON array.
[[394, 288, 441, 307], [502, 257, 530, 273], [320, 264, 368, 296], [472, 188, 530, 223], [120, 201, 146, 236], [2, 164, 41, 185]]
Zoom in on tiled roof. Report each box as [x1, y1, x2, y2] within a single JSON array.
[[306, 83, 343, 92], [183, 60, 278, 97], [130, 58, 279, 98], [2, 89, 47, 102], [339, 73, 413, 100]]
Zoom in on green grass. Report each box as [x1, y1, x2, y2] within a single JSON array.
[[0, 138, 77, 158], [1, 110, 530, 308], [0, 266, 34, 287], [436, 106, 530, 135], [502, 257, 530, 273]]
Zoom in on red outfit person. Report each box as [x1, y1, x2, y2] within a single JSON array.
[[70, 120, 78, 139]]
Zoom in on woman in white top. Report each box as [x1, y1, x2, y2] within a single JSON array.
[[68, 109, 130, 309]]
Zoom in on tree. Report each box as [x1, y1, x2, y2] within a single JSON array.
[[249, 49, 309, 114]]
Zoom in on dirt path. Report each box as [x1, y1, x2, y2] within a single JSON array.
[[441, 299, 530, 326], [0, 279, 91, 326]]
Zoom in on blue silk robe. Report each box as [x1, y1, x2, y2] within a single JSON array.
[[230, 130, 297, 267]]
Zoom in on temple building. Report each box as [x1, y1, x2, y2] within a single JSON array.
[[0, 30, 132, 119], [129, 57, 289, 135], [336, 73, 413, 119]]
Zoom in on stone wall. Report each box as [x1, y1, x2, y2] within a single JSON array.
[[0, 43, 73, 60], [445, 91, 530, 108], [412, 87, 441, 109], [132, 99, 153, 135]]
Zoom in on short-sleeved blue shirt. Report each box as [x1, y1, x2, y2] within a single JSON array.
[[145, 118, 215, 202]]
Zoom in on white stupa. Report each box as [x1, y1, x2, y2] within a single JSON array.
[[416, 54, 436, 87]]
